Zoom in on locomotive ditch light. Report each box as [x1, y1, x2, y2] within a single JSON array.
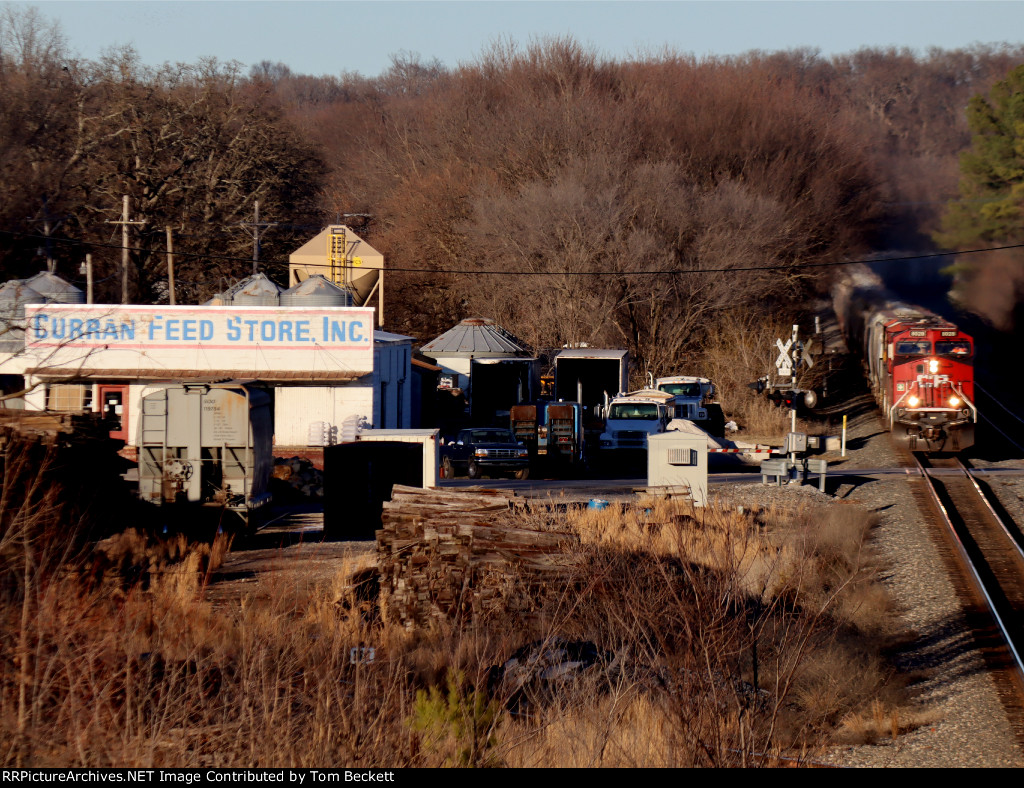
[[949, 395, 961, 407], [907, 395, 920, 407]]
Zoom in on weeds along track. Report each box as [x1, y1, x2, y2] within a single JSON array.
[[910, 451, 1024, 741]]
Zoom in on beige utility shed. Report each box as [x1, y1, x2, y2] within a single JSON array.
[[289, 225, 384, 326], [647, 420, 709, 507]]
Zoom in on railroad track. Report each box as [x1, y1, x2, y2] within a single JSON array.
[[913, 453, 1024, 692]]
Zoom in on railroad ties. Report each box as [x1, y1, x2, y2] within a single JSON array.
[[376, 485, 580, 629], [913, 454, 1024, 740]]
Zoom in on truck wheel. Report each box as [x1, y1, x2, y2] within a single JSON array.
[[515, 468, 530, 480], [468, 460, 482, 479], [441, 457, 454, 479]]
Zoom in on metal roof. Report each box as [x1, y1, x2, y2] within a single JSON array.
[[555, 348, 628, 360], [24, 272, 83, 303], [373, 329, 414, 344], [420, 318, 527, 357], [0, 280, 47, 305], [224, 273, 282, 299]]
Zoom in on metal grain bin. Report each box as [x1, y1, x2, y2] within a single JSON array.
[[280, 274, 353, 307], [24, 272, 84, 304], [227, 273, 282, 306], [0, 280, 49, 352]]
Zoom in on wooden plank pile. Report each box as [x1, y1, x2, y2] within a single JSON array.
[[376, 485, 580, 629], [0, 411, 102, 444]]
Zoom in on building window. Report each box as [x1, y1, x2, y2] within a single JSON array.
[[47, 384, 93, 412]]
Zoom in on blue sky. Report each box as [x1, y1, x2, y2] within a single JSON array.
[[14, 1, 1024, 77]]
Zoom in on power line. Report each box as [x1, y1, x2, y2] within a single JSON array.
[[0, 227, 1022, 277]]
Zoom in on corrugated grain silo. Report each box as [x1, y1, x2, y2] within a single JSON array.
[[420, 318, 538, 425], [227, 273, 282, 306], [280, 274, 354, 308], [0, 280, 50, 352], [24, 272, 84, 304]]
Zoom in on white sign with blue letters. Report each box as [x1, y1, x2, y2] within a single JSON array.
[[24, 304, 375, 375]]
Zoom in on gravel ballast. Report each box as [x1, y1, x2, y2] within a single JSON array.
[[713, 394, 1024, 767]]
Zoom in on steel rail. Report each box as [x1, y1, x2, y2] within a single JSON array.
[[961, 458, 1024, 565], [913, 454, 1024, 682]]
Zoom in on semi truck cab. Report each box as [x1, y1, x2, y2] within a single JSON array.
[[599, 392, 671, 451]]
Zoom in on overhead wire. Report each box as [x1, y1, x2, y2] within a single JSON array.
[[1, 227, 1022, 278]]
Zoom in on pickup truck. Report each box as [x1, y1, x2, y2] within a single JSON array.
[[441, 428, 530, 479]]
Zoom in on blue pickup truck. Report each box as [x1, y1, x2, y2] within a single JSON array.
[[441, 428, 530, 480]]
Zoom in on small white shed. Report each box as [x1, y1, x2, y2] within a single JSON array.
[[357, 429, 440, 489], [647, 420, 709, 507]]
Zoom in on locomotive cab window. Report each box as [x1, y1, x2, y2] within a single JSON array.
[[936, 340, 972, 357], [895, 340, 932, 355]]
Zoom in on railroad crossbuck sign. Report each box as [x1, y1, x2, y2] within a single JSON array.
[[775, 338, 794, 377]]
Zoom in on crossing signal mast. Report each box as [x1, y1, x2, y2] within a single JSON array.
[[754, 324, 819, 426]]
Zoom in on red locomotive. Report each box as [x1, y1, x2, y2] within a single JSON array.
[[836, 271, 976, 452]]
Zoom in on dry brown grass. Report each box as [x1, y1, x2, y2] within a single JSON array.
[[1, 441, 915, 766]]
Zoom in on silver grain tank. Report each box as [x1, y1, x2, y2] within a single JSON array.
[[24, 272, 85, 304], [0, 280, 50, 352], [280, 274, 354, 307], [227, 273, 281, 306], [137, 383, 273, 526]]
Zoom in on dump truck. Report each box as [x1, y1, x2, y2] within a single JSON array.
[[655, 375, 726, 438]]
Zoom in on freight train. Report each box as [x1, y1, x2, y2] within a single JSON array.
[[835, 269, 976, 452]]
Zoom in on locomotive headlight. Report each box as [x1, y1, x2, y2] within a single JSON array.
[[929, 359, 939, 374], [949, 395, 961, 408], [907, 395, 920, 407]]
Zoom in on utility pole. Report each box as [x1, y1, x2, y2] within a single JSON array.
[[237, 200, 277, 275], [106, 196, 146, 304], [85, 254, 93, 304], [30, 196, 64, 273], [165, 226, 176, 306]]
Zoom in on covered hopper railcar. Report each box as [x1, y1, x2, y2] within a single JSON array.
[[837, 274, 976, 451], [136, 382, 273, 528]]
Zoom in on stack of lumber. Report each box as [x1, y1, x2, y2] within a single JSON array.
[[377, 485, 580, 629], [0, 411, 106, 445]]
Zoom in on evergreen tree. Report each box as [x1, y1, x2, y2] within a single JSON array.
[[937, 64, 1024, 247]]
